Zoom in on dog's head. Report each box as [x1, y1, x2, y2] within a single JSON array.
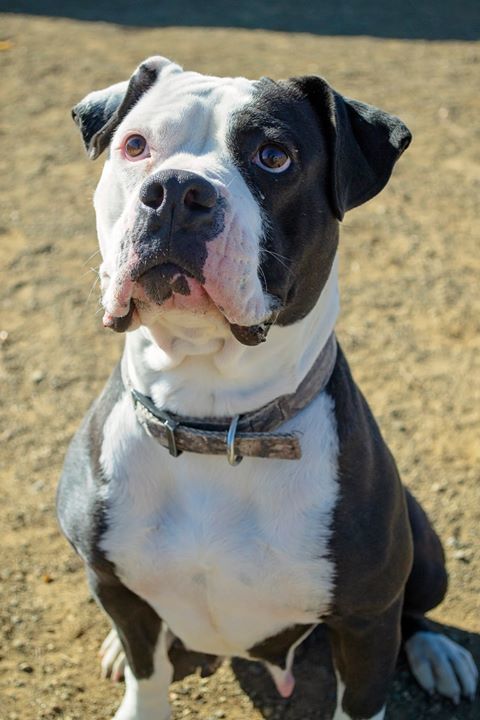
[[73, 56, 411, 346]]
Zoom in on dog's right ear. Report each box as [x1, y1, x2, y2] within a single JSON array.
[[72, 56, 179, 160]]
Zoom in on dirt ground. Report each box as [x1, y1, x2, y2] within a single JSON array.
[[1, 9, 479, 720]]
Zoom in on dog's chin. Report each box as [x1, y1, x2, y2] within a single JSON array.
[[102, 264, 278, 346], [103, 300, 274, 346]]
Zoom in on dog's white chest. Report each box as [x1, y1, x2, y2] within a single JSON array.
[[100, 392, 339, 657]]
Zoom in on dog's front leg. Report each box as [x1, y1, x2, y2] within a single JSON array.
[[327, 599, 403, 720], [88, 568, 173, 720], [115, 625, 173, 720]]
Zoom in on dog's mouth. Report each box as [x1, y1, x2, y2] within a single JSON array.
[[136, 261, 195, 304], [102, 261, 279, 346]]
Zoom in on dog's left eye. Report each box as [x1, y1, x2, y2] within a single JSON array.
[[123, 134, 149, 160], [253, 144, 291, 174]]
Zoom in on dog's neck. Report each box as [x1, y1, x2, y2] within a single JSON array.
[[123, 257, 339, 418]]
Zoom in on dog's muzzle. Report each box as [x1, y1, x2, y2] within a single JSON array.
[[131, 169, 224, 283], [105, 170, 275, 345]]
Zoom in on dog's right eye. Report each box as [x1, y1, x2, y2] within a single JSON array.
[[123, 134, 150, 160]]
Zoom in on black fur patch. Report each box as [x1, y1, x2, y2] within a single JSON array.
[[227, 76, 410, 327], [130, 173, 226, 289], [57, 365, 162, 679], [248, 623, 314, 669], [72, 59, 168, 159], [227, 78, 339, 327]]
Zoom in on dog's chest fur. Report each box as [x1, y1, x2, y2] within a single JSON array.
[[99, 389, 339, 657]]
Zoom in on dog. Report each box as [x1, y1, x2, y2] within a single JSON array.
[[57, 56, 478, 720]]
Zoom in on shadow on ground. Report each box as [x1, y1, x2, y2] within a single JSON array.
[[231, 624, 480, 720], [2, 0, 479, 40], [164, 623, 479, 719]]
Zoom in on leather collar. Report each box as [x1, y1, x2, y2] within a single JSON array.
[[127, 333, 337, 465]]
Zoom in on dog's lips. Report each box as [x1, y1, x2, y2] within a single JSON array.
[[102, 263, 279, 345], [228, 322, 270, 345], [135, 262, 195, 305], [103, 304, 135, 332], [102, 266, 218, 333]]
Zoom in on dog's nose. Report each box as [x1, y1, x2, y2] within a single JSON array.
[[139, 170, 218, 228]]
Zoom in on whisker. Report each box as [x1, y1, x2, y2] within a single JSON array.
[[82, 249, 101, 266], [85, 275, 100, 307], [79, 265, 100, 280], [269, 311, 280, 329], [257, 263, 268, 291], [262, 248, 292, 264], [272, 251, 290, 263], [261, 247, 292, 273]]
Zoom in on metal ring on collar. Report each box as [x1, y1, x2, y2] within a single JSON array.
[[226, 415, 243, 466]]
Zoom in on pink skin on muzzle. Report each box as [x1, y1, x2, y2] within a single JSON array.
[[101, 227, 270, 331]]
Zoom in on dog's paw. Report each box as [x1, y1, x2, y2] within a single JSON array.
[[100, 628, 126, 682], [405, 631, 478, 703]]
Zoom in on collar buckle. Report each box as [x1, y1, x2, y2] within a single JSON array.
[[131, 388, 182, 458], [162, 415, 181, 458]]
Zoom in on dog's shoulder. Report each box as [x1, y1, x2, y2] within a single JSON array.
[[325, 344, 413, 616], [56, 362, 125, 568]]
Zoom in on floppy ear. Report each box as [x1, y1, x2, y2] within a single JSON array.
[[294, 76, 412, 220], [71, 56, 178, 160]]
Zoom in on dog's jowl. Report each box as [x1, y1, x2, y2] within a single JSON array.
[[58, 57, 478, 720]]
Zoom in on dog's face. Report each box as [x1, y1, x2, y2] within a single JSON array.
[[73, 56, 410, 346]]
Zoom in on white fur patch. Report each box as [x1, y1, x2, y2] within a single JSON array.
[[124, 254, 339, 417], [100, 628, 126, 682], [94, 61, 273, 330], [99, 349, 339, 659]]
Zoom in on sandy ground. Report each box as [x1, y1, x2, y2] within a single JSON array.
[[0, 11, 479, 720]]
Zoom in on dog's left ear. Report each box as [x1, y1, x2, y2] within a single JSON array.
[[294, 76, 412, 220], [72, 56, 179, 160]]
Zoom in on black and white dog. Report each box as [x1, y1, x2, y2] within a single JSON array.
[[58, 57, 477, 720]]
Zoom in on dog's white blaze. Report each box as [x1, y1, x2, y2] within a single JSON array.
[[99, 361, 339, 658]]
